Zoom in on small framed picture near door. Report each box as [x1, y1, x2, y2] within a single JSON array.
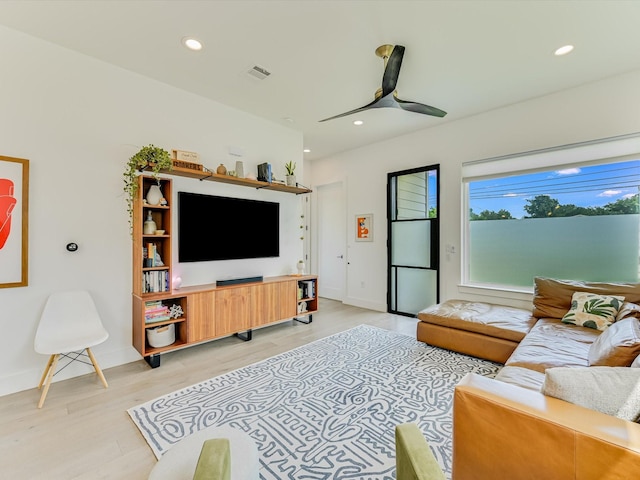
[[355, 214, 373, 242], [0, 155, 29, 288]]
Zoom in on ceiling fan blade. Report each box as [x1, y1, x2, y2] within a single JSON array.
[[318, 97, 381, 122], [396, 98, 447, 118], [381, 45, 405, 97], [320, 44, 448, 122]]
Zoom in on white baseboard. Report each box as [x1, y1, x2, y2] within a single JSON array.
[[0, 346, 142, 397], [342, 296, 386, 312]]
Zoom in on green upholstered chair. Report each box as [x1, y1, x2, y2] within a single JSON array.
[[192, 439, 230, 480], [148, 426, 258, 480], [395, 423, 446, 480]]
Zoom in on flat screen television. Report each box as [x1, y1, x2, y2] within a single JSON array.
[[178, 191, 279, 262]]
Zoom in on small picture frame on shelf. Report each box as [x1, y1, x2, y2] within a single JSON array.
[[355, 214, 373, 242]]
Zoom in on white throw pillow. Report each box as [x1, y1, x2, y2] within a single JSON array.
[[542, 366, 640, 421]]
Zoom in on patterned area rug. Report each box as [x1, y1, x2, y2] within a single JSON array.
[[128, 325, 500, 479]]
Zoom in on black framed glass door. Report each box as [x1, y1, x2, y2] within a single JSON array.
[[387, 165, 440, 316]]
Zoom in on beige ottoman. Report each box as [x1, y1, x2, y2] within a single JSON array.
[[417, 299, 537, 363], [148, 425, 259, 480]]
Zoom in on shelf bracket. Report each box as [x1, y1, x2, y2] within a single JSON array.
[[235, 329, 253, 341], [197, 172, 214, 181]]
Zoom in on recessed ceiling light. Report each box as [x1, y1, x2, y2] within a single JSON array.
[[303, 149, 311, 153], [353, 120, 364, 126], [554, 45, 574, 56], [182, 37, 203, 51]]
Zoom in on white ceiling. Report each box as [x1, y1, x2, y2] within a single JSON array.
[[1, 1, 639, 161]]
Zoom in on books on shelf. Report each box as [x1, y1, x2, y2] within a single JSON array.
[[299, 280, 315, 300], [142, 270, 170, 293], [143, 243, 163, 268], [144, 300, 171, 323]]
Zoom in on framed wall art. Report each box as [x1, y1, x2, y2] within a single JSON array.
[[355, 214, 373, 242], [0, 155, 29, 288]]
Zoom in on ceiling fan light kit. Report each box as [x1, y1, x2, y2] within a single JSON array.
[[319, 44, 447, 122]]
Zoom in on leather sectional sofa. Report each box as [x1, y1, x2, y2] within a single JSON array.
[[417, 277, 640, 479]]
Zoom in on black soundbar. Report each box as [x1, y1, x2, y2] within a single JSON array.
[[216, 276, 264, 287]]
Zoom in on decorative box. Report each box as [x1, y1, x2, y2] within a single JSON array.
[[172, 149, 200, 162]]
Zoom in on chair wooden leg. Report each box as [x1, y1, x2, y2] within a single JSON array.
[[38, 355, 55, 389], [38, 354, 59, 408], [86, 348, 108, 388]]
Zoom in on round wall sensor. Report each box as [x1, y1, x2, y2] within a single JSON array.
[[66, 243, 78, 252]]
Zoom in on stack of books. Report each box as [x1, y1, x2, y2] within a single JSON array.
[[300, 280, 315, 300], [142, 270, 169, 293], [144, 242, 163, 267], [144, 300, 171, 324]]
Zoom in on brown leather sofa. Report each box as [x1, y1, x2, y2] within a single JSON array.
[[418, 277, 640, 479], [453, 373, 640, 480], [417, 299, 537, 364]]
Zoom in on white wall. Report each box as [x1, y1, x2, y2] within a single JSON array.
[[0, 26, 304, 396], [309, 69, 640, 312]]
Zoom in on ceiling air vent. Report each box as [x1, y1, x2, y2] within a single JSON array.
[[247, 65, 271, 80]]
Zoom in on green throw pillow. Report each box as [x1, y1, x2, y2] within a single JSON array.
[[561, 292, 625, 331]]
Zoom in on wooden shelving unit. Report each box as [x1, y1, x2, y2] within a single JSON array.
[[295, 276, 318, 323], [132, 176, 189, 363], [131, 170, 316, 368], [132, 176, 173, 295]]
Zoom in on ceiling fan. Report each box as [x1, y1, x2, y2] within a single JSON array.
[[319, 44, 447, 122]]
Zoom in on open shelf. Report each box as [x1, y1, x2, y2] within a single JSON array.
[[150, 165, 312, 195], [144, 337, 188, 356], [144, 317, 186, 327], [296, 277, 318, 317]]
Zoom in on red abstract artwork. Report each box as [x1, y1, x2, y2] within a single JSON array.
[[0, 178, 16, 250]]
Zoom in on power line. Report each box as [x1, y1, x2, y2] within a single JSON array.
[[471, 182, 640, 199], [470, 162, 640, 199], [471, 163, 640, 193]]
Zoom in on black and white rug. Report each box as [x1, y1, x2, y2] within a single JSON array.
[[128, 325, 500, 479]]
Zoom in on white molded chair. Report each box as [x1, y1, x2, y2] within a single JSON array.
[[34, 290, 109, 408]]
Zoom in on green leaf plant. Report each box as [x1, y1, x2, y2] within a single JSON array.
[[123, 144, 172, 235], [285, 161, 296, 176]]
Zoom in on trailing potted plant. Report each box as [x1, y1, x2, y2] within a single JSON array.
[[123, 144, 172, 234], [285, 161, 296, 187]]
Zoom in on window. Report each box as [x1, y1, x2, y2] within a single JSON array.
[[462, 134, 640, 290]]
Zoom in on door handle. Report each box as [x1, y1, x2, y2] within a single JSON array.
[[337, 255, 343, 259]]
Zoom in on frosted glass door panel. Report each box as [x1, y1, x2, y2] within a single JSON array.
[[392, 221, 431, 268], [388, 164, 439, 316], [396, 268, 438, 313]]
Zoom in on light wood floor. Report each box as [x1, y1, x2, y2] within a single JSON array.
[[1, 299, 418, 479]]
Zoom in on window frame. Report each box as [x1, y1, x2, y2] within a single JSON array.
[[461, 133, 640, 292]]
